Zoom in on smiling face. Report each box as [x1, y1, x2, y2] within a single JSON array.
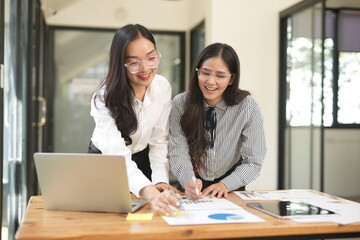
[[197, 56, 233, 106], [124, 36, 158, 99]]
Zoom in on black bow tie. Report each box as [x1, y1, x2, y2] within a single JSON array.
[[205, 107, 216, 148]]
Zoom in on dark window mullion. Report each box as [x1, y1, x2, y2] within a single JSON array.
[[0, 0, 5, 236], [332, 10, 339, 127]]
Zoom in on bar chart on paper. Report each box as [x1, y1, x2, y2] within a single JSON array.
[[179, 197, 242, 211]]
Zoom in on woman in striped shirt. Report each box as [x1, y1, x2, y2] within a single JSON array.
[[169, 43, 267, 200]]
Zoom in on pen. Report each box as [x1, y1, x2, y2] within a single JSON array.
[[192, 176, 200, 196], [169, 189, 182, 209]]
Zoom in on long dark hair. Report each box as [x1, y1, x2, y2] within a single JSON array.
[[180, 43, 250, 173], [94, 24, 156, 145]]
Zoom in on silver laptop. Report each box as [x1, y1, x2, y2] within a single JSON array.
[[34, 152, 147, 213]]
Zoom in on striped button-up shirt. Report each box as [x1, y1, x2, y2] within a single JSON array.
[[169, 92, 266, 191]]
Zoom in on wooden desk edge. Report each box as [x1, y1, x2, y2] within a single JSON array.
[[16, 190, 360, 240]]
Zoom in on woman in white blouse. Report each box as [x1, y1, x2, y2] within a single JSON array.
[[89, 24, 180, 215]]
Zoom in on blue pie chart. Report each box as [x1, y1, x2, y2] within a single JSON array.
[[208, 213, 244, 220]]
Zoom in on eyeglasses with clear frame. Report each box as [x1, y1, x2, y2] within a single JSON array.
[[124, 52, 161, 74], [196, 68, 232, 84]]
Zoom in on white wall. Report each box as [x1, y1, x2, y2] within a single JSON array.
[[40, 0, 304, 190]]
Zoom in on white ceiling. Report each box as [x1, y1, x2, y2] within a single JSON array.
[[39, 0, 191, 30], [39, 0, 360, 29]]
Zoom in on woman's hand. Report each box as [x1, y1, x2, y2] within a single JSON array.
[[155, 182, 181, 194], [140, 185, 181, 216], [184, 178, 203, 200], [202, 182, 228, 198]]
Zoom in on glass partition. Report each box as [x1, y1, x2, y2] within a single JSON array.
[[337, 10, 360, 125], [52, 30, 112, 153], [2, 0, 29, 239], [284, 3, 323, 190]]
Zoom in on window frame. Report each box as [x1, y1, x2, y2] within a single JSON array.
[[327, 8, 360, 129]]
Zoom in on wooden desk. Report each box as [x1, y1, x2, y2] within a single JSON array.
[[16, 190, 360, 240]]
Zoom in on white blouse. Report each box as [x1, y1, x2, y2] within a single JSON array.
[[90, 74, 172, 197]]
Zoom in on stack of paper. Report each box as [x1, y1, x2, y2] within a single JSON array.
[[161, 196, 265, 225], [235, 190, 360, 225], [292, 202, 360, 225], [235, 190, 337, 202]]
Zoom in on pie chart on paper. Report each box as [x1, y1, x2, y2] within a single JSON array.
[[208, 213, 244, 220]]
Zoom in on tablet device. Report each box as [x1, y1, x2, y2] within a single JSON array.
[[34, 152, 148, 213], [246, 201, 336, 219]]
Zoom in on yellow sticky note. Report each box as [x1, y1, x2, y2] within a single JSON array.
[[173, 208, 184, 216], [159, 208, 184, 217], [126, 213, 153, 221]]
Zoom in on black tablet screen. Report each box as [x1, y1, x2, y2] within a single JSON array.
[[246, 201, 336, 218]]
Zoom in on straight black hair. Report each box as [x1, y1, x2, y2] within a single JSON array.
[[181, 43, 250, 172], [94, 24, 156, 145]]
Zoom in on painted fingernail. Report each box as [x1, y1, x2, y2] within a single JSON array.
[[176, 202, 180, 206]]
